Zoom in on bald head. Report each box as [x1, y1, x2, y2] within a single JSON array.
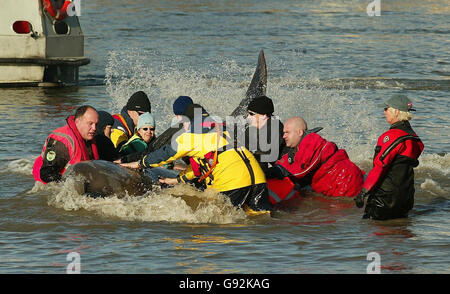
[[283, 116, 307, 148], [285, 117, 307, 131]]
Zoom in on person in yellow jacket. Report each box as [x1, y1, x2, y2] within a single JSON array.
[[120, 104, 272, 213]]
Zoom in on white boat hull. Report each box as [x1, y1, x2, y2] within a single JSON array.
[[0, 0, 89, 87]]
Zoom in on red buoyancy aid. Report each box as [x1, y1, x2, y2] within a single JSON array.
[[267, 177, 301, 204], [189, 152, 216, 178], [188, 121, 224, 181], [363, 127, 424, 192], [275, 133, 364, 197], [33, 116, 99, 183]]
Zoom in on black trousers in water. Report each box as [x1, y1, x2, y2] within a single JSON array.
[[221, 183, 272, 211]]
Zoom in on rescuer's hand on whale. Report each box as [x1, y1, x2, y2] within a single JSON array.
[[159, 177, 178, 185], [120, 161, 140, 169]]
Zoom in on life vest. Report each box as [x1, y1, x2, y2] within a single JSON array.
[[267, 177, 301, 204], [42, 0, 71, 21], [189, 152, 216, 178], [363, 125, 424, 192], [189, 122, 221, 182], [362, 122, 424, 220], [112, 114, 133, 138], [111, 113, 134, 148], [119, 133, 147, 156], [33, 116, 99, 183]]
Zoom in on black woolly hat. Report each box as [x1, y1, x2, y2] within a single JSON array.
[[126, 91, 151, 113], [247, 95, 274, 116], [183, 103, 209, 121]]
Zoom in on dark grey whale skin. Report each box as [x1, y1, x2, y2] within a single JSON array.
[[63, 160, 153, 197]]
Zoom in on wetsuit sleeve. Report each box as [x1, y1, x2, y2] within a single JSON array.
[[363, 136, 407, 192], [121, 149, 144, 163], [177, 165, 195, 183], [39, 138, 70, 183], [265, 164, 292, 179], [140, 133, 195, 168], [140, 144, 179, 168], [95, 135, 120, 162]]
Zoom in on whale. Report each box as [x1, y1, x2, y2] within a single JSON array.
[[64, 50, 268, 197], [63, 160, 153, 198]]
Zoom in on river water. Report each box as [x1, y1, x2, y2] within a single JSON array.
[[0, 0, 448, 274]]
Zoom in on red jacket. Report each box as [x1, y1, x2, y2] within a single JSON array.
[[363, 123, 424, 192], [33, 116, 99, 183], [362, 120, 424, 220], [275, 133, 364, 197]]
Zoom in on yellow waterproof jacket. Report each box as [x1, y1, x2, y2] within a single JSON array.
[[140, 130, 266, 192], [111, 128, 129, 149], [111, 109, 135, 149]]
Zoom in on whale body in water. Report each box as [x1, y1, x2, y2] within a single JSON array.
[[63, 160, 153, 198]]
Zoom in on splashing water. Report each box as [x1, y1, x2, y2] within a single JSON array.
[[105, 48, 383, 164], [45, 177, 248, 224]]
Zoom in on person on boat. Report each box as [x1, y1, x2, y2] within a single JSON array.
[[120, 103, 272, 213], [33, 105, 99, 183], [110, 91, 151, 150], [94, 110, 120, 162], [119, 112, 156, 157], [354, 94, 424, 220], [243, 95, 288, 172], [265, 116, 364, 198]]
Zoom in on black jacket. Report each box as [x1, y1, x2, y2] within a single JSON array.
[[242, 117, 288, 172], [94, 134, 120, 162]]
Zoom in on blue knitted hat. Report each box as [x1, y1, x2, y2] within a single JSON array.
[[173, 96, 193, 115]]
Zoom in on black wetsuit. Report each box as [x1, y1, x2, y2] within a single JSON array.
[[242, 117, 288, 172]]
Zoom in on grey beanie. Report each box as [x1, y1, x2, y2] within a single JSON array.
[[136, 112, 156, 130]]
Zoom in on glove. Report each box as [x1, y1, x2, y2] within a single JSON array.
[[354, 189, 369, 208], [265, 166, 285, 180]]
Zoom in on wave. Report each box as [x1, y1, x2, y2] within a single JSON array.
[[1, 158, 34, 176], [6, 152, 447, 223], [417, 153, 450, 176], [277, 77, 450, 91], [39, 178, 248, 224], [420, 179, 448, 197]]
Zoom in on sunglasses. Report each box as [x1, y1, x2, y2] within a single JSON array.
[[142, 127, 155, 131], [384, 107, 389, 111]]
